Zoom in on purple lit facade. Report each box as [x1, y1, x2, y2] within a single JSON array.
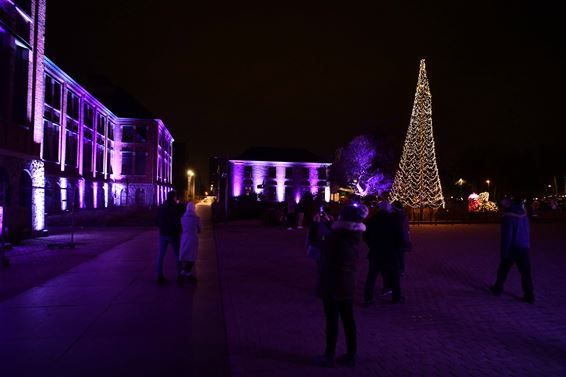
[[0, 0, 173, 238], [229, 156, 331, 203], [42, 59, 174, 214]]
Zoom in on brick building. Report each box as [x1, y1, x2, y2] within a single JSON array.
[[0, 0, 173, 239]]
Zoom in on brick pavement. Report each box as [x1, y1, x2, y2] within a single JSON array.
[[213, 220, 566, 376]]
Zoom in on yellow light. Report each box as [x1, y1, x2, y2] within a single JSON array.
[[187, 170, 195, 176]]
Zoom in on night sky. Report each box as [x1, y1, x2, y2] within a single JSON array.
[[45, 1, 566, 193]]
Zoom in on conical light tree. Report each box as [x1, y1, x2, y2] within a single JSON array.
[[389, 59, 445, 209]]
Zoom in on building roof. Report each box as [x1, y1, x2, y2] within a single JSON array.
[[233, 147, 331, 163], [81, 75, 157, 119]]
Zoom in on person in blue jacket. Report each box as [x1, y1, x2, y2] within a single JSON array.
[[490, 197, 535, 303]]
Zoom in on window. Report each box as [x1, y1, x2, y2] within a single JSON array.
[[318, 167, 327, 180], [106, 147, 113, 175], [96, 145, 104, 173], [44, 75, 61, 127], [301, 168, 309, 179], [108, 122, 114, 141], [83, 128, 93, 173], [66, 90, 79, 120], [0, 33, 10, 119], [42, 120, 59, 162], [134, 152, 146, 175], [122, 125, 135, 143], [44, 74, 61, 110], [97, 114, 106, 142], [135, 126, 147, 143], [13, 45, 29, 125], [121, 152, 133, 175], [65, 130, 78, 167], [244, 166, 252, 178], [285, 167, 293, 178], [268, 167, 276, 178], [83, 103, 94, 128]]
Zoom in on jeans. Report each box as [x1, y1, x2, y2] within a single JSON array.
[[157, 235, 181, 278], [364, 259, 401, 302], [323, 299, 356, 357], [494, 247, 534, 296]]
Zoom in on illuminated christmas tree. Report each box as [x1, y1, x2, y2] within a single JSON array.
[[389, 59, 445, 209]]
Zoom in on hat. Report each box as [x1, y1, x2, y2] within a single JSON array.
[[339, 204, 369, 223]]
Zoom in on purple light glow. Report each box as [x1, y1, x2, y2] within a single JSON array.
[[252, 164, 267, 194], [231, 163, 244, 197], [93, 182, 98, 209], [276, 166, 286, 202], [78, 179, 85, 208], [309, 166, 318, 195]]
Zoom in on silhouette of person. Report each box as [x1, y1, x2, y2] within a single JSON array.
[[315, 204, 368, 368], [156, 190, 183, 285], [491, 197, 534, 303]]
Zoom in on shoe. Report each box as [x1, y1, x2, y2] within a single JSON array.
[[522, 294, 535, 304], [380, 289, 393, 296], [392, 296, 405, 304], [336, 353, 356, 367], [297, 226, 304, 229], [313, 354, 335, 368], [157, 276, 169, 286], [490, 285, 502, 296], [287, 227, 293, 230]]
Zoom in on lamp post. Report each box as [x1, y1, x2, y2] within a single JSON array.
[[456, 178, 465, 200], [485, 179, 491, 197], [187, 170, 195, 201]]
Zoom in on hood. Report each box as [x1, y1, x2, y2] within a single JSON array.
[[331, 220, 366, 232]]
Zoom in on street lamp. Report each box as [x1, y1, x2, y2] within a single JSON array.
[[485, 179, 491, 197], [455, 178, 465, 200], [187, 170, 195, 201]]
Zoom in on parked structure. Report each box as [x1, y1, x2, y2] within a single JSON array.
[[0, 0, 173, 239], [229, 147, 331, 203]]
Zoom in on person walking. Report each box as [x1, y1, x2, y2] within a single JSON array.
[[314, 204, 368, 368], [363, 201, 408, 305], [490, 197, 535, 303], [156, 190, 183, 285], [179, 201, 201, 285]]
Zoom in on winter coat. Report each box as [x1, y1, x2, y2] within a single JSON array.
[[363, 210, 409, 264], [319, 220, 366, 300], [501, 204, 530, 258], [157, 199, 183, 236], [180, 203, 201, 262]]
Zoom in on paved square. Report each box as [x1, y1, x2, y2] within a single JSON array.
[[214, 220, 566, 376]]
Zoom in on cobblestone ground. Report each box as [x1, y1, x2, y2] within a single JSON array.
[[213, 221, 566, 377]]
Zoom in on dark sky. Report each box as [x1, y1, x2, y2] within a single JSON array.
[[45, 1, 566, 191]]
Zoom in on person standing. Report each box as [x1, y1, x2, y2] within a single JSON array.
[[179, 201, 201, 285], [490, 197, 535, 303], [363, 201, 408, 305], [306, 207, 333, 294], [156, 190, 183, 285], [314, 204, 368, 368]]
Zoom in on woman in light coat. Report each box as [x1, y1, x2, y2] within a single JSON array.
[[179, 202, 200, 281]]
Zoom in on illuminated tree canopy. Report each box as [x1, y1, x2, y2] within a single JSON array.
[[332, 135, 392, 197], [389, 59, 445, 208]]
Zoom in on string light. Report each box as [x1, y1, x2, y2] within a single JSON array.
[[389, 59, 445, 209]]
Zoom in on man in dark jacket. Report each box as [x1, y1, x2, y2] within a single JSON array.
[[315, 204, 368, 368], [156, 190, 183, 285], [363, 201, 409, 305], [490, 197, 535, 303]]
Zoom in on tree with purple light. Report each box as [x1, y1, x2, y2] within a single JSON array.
[[332, 135, 391, 197], [389, 59, 445, 209]]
